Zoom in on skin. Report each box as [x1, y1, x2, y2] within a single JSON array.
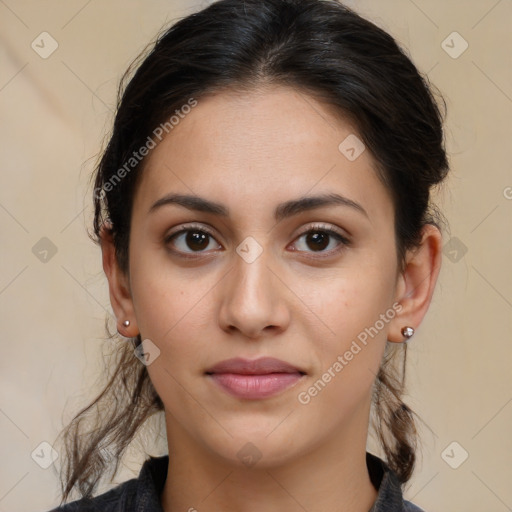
[[102, 84, 442, 512]]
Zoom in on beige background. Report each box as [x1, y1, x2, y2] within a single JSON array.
[[1, 0, 511, 511]]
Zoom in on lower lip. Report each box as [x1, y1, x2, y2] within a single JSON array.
[[207, 372, 304, 399]]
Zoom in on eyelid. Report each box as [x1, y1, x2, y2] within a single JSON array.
[[165, 222, 349, 241], [294, 222, 349, 241], [165, 222, 217, 240], [164, 221, 351, 257]]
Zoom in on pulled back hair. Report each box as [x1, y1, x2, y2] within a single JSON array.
[[56, 0, 449, 504]]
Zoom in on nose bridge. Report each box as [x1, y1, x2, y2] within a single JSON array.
[[218, 236, 289, 337], [233, 243, 272, 303]]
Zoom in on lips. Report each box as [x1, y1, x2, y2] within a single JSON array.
[[205, 356, 306, 375], [205, 357, 306, 400]]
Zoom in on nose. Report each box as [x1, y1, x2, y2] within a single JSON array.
[[218, 247, 291, 340]]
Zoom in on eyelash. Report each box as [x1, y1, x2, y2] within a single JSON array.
[[164, 222, 350, 259]]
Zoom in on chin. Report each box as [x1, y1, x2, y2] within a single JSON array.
[[209, 431, 305, 470]]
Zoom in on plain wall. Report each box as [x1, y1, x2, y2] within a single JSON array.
[[1, 1, 511, 510]]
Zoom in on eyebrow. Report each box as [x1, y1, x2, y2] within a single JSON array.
[[149, 192, 368, 221]]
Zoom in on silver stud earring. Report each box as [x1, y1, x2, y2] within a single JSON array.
[[123, 320, 130, 327], [401, 326, 414, 339]]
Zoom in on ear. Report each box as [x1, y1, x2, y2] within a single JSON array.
[[388, 224, 442, 343], [100, 224, 139, 338]]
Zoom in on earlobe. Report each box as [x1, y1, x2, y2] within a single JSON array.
[[100, 224, 139, 337], [388, 224, 442, 343]]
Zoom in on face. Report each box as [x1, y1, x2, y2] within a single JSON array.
[[124, 85, 404, 468]]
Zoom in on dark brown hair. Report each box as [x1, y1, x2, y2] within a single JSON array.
[[56, 0, 449, 503]]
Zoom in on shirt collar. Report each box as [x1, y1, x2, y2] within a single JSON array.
[[366, 452, 410, 511], [134, 452, 409, 512]]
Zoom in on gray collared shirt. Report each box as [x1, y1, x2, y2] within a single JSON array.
[[49, 452, 425, 511]]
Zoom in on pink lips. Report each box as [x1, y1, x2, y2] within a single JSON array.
[[205, 357, 306, 400]]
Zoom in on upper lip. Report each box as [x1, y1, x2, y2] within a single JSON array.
[[205, 357, 306, 375]]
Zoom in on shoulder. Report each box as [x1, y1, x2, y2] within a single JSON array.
[[44, 454, 168, 512], [44, 475, 138, 511], [366, 452, 428, 512], [404, 500, 427, 512]]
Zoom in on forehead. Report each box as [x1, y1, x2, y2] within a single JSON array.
[[134, 85, 393, 223]]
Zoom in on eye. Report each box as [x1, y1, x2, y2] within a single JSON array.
[[165, 224, 221, 256], [290, 223, 350, 256], [164, 222, 350, 259]]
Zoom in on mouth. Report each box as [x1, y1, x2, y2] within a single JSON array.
[[205, 357, 306, 400], [205, 356, 306, 375]]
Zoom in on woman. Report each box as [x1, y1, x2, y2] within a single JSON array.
[[49, 0, 449, 510]]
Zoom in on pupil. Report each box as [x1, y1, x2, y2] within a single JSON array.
[[187, 231, 208, 251], [307, 232, 328, 251]]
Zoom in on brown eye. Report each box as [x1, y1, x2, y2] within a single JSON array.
[[184, 231, 209, 251], [166, 226, 221, 255], [291, 225, 350, 255], [303, 232, 330, 251]]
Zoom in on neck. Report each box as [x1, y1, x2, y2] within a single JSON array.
[[160, 410, 378, 512]]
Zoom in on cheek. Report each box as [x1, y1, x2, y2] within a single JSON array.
[[299, 256, 397, 396], [128, 232, 213, 339], [294, 279, 394, 429], [306, 259, 397, 344], [131, 271, 214, 358], [129, 267, 214, 414]]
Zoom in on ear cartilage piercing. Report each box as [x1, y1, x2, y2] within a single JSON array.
[[123, 320, 130, 327], [401, 326, 414, 339]]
